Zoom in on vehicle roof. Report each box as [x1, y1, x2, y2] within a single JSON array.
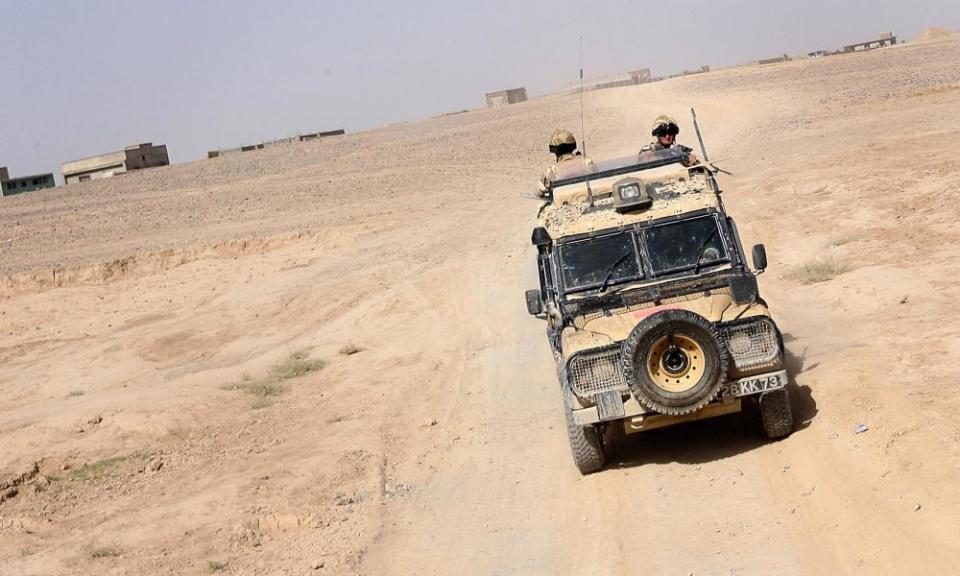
[[539, 157, 720, 238]]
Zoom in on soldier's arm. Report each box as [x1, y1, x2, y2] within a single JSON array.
[[537, 172, 552, 197], [679, 144, 699, 167]]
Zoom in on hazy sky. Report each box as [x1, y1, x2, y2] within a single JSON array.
[[1, 1, 957, 181]]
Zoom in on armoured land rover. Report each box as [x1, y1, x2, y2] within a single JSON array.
[[525, 144, 793, 474]]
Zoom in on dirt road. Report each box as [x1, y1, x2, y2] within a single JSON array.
[[2, 34, 959, 575]]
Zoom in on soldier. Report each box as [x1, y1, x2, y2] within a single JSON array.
[[537, 129, 581, 197], [641, 114, 699, 167]]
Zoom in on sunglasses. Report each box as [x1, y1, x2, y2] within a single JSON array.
[[654, 124, 679, 137]]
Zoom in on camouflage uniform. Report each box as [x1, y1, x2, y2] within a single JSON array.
[[641, 114, 698, 167], [537, 130, 580, 197], [537, 152, 580, 196], [639, 140, 696, 163]]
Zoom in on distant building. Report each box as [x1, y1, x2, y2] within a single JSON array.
[[630, 68, 653, 83], [844, 32, 897, 52], [485, 88, 527, 108], [591, 68, 654, 90], [1, 166, 56, 196], [758, 54, 791, 65], [62, 142, 169, 185], [208, 129, 344, 158], [666, 65, 712, 79], [298, 129, 345, 142]]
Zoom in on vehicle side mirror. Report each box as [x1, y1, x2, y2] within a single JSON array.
[[752, 244, 768, 273], [525, 290, 543, 316]]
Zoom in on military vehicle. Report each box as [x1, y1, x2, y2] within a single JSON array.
[[525, 139, 793, 474]]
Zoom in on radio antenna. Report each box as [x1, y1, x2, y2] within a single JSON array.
[[580, 35, 594, 206], [579, 35, 586, 156]]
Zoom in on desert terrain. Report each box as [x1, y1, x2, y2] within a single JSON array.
[[2, 31, 960, 576]]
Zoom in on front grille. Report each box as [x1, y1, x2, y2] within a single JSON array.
[[567, 346, 629, 397], [718, 318, 781, 371]]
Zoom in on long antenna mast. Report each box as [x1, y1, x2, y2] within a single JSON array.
[[580, 35, 594, 206], [579, 35, 586, 156]]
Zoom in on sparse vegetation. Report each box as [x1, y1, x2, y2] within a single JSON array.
[[208, 560, 228, 572], [333, 491, 366, 506], [339, 342, 363, 356], [223, 351, 325, 407], [789, 257, 849, 284], [70, 452, 150, 481], [272, 350, 325, 380], [829, 234, 857, 248], [89, 544, 122, 559], [68, 389, 85, 397], [240, 377, 286, 399]]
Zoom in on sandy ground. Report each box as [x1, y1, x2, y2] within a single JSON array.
[[2, 33, 960, 575]]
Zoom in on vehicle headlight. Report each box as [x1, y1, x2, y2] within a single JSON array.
[[727, 331, 753, 355], [567, 347, 628, 397], [720, 318, 781, 371], [618, 183, 641, 199]]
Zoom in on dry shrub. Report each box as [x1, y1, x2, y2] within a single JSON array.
[[339, 342, 363, 356], [790, 257, 849, 284], [224, 351, 325, 408], [89, 544, 122, 559]]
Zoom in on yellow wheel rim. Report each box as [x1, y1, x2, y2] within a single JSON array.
[[646, 334, 705, 393]]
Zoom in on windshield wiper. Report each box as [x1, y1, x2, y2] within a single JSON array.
[[693, 227, 720, 275], [598, 251, 632, 293]]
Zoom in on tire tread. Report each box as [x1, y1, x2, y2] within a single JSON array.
[[563, 390, 606, 474], [760, 388, 794, 439]]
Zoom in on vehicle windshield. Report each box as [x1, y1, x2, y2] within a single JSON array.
[[558, 233, 643, 292], [635, 146, 687, 167], [551, 147, 689, 188], [645, 215, 728, 275]]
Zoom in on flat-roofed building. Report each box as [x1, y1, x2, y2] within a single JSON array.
[[758, 54, 791, 65], [62, 142, 169, 185], [844, 32, 897, 52], [485, 87, 528, 108], [1, 166, 56, 196], [207, 129, 345, 158]]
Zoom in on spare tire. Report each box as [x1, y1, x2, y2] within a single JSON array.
[[622, 309, 727, 415]]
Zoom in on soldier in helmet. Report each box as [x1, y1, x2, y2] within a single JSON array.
[[640, 114, 699, 167], [537, 129, 582, 197]]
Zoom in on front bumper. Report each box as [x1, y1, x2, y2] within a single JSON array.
[[571, 368, 788, 427]]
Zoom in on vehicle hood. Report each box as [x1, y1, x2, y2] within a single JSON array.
[[560, 291, 771, 358]]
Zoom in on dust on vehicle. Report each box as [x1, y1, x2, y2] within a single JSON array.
[[525, 140, 793, 474]]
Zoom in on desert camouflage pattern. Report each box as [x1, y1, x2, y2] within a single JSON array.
[[560, 292, 772, 358], [530, 128, 789, 451], [536, 152, 585, 196], [549, 129, 577, 148], [651, 113, 679, 134], [536, 151, 775, 364], [540, 161, 715, 236]]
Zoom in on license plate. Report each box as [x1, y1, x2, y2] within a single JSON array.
[[595, 391, 625, 421], [727, 370, 787, 397]]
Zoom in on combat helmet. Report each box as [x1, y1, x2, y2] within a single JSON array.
[[548, 129, 578, 155], [651, 114, 680, 137]]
